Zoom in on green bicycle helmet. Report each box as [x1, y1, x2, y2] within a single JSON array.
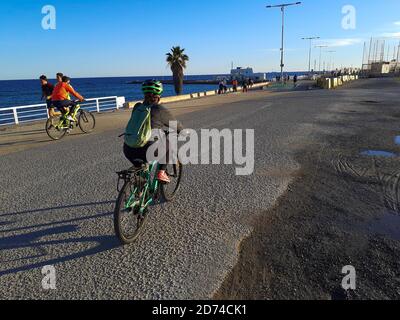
[[142, 80, 163, 96]]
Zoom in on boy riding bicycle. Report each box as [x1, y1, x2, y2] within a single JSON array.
[[51, 76, 85, 123], [123, 80, 183, 184]]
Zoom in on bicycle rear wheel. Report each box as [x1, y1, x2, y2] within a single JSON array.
[[45, 116, 67, 140], [161, 161, 183, 201], [78, 110, 96, 133], [114, 179, 147, 244]]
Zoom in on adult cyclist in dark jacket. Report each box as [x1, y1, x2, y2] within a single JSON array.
[[39, 75, 56, 116], [123, 80, 183, 183]]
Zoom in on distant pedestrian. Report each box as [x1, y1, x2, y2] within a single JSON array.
[[249, 79, 254, 88], [232, 79, 238, 92], [39, 75, 57, 117], [293, 74, 298, 87], [222, 79, 228, 93], [242, 80, 248, 93], [218, 81, 224, 94]]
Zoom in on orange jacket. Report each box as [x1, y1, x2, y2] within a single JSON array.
[[52, 82, 84, 101]]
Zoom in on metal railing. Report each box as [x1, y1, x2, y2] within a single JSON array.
[[0, 96, 125, 127]]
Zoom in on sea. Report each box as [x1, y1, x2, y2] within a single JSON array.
[[0, 72, 305, 109]]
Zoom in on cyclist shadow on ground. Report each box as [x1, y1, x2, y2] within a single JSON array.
[[0, 200, 114, 218], [0, 221, 16, 227], [0, 133, 45, 139], [0, 139, 49, 147], [0, 200, 119, 276], [0, 223, 120, 277], [0, 129, 45, 136], [0, 211, 113, 234]]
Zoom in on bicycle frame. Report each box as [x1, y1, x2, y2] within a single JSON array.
[[125, 161, 161, 215], [71, 103, 81, 119], [54, 104, 81, 128], [61, 103, 81, 119]]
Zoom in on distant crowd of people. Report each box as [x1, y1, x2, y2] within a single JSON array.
[[275, 74, 298, 86], [330, 69, 358, 77], [218, 78, 255, 94]]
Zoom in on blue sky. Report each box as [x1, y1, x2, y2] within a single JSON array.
[[0, 0, 399, 80]]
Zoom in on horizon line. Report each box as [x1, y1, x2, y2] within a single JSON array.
[[0, 70, 314, 82]]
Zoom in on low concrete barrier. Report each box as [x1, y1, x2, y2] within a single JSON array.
[[161, 94, 193, 104], [317, 75, 358, 90], [317, 78, 331, 89], [124, 82, 270, 109], [123, 101, 139, 109]]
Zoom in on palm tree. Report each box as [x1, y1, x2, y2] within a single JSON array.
[[166, 46, 189, 95]]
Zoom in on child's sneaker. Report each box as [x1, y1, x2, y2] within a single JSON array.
[[157, 170, 170, 184]]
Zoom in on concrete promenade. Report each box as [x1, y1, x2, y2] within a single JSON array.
[[2, 78, 397, 299]]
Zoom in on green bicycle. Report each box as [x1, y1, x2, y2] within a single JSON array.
[[114, 158, 183, 245], [45, 102, 96, 140]]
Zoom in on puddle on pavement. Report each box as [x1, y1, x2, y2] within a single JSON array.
[[362, 211, 400, 241], [395, 136, 400, 145], [360, 150, 397, 158]]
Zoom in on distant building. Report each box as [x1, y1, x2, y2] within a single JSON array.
[[230, 67, 266, 82], [389, 60, 399, 73], [370, 62, 390, 74]]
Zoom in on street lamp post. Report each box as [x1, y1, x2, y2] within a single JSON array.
[[315, 45, 328, 74], [327, 50, 336, 72], [266, 2, 302, 83], [302, 37, 320, 73]]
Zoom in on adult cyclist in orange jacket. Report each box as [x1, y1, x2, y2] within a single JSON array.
[[52, 76, 85, 122]]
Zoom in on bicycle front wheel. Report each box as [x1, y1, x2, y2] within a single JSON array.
[[78, 110, 96, 133], [114, 180, 147, 244], [45, 116, 67, 141]]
